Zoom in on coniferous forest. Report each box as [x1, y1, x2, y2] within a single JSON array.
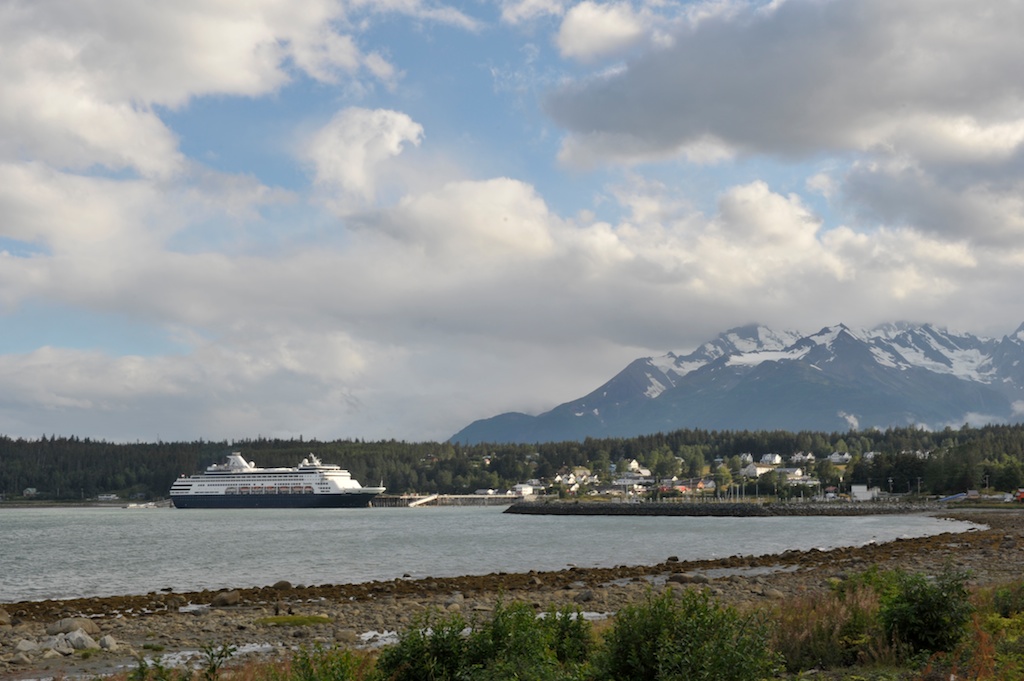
[[2, 423, 1024, 501]]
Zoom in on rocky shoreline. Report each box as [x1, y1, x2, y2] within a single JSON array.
[[1, 508, 1020, 680]]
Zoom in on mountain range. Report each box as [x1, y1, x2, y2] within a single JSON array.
[[450, 322, 1024, 444]]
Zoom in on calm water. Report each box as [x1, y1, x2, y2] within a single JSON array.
[[0, 506, 980, 604]]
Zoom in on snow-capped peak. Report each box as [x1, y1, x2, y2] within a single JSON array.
[[655, 322, 1007, 385]]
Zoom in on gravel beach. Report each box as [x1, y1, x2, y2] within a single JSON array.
[[1, 508, 1020, 679]]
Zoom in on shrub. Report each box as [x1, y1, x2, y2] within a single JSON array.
[[375, 609, 470, 681], [543, 605, 592, 666], [589, 589, 780, 681], [994, 581, 1024, 618], [878, 567, 973, 655], [373, 601, 591, 681], [201, 643, 236, 681]]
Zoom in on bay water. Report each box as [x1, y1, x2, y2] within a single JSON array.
[[0, 506, 980, 604]]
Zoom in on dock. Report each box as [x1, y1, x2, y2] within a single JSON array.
[[370, 493, 521, 508]]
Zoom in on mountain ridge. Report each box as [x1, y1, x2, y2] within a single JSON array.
[[450, 322, 1024, 444]]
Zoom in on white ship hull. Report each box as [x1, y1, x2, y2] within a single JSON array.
[[169, 453, 385, 509]]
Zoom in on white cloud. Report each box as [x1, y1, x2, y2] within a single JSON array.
[[305, 108, 424, 212], [556, 2, 645, 62], [0, 329, 375, 440], [546, 0, 1024, 161], [349, 0, 483, 31], [0, 0, 427, 179], [355, 178, 558, 260], [0, 163, 170, 255], [501, 0, 566, 24]]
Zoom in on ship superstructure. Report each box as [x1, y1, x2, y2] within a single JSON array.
[[169, 453, 385, 508]]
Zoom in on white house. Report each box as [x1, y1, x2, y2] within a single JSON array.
[[791, 452, 816, 465], [829, 452, 852, 465], [850, 484, 878, 501], [760, 453, 783, 465], [741, 463, 775, 478]]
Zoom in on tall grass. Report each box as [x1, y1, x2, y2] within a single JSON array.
[[770, 583, 897, 672]]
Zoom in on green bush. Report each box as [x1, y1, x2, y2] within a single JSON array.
[[589, 589, 780, 681], [373, 601, 591, 681], [994, 581, 1024, 618], [543, 605, 592, 666], [878, 567, 973, 655], [375, 609, 470, 681]]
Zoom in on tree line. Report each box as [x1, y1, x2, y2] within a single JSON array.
[[3, 423, 1024, 501]]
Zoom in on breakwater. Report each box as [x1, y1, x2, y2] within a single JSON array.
[[504, 500, 943, 517]]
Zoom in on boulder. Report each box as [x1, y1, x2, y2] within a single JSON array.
[[48, 637, 75, 656], [0, 607, 11, 625], [99, 634, 119, 651], [14, 639, 39, 653], [211, 590, 240, 607], [46, 617, 100, 635], [271, 580, 293, 590], [66, 629, 100, 650], [573, 589, 595, 603], [335, 629, 359, 644]]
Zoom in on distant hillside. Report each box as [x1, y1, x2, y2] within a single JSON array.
[[451, 322, 1024, 444]]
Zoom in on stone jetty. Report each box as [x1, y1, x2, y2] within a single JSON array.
[[504, 500, 942, 516]]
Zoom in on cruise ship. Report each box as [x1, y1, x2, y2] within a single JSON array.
[[169, 453, 385, 508]]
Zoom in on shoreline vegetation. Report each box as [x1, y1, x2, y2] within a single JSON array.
[[3, 508, 1024, 679]]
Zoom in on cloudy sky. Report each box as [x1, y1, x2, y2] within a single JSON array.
[[3, 0, 1024, 443]]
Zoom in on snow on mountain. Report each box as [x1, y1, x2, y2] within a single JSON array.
[[449, 321, 1024, 445], [667, 323, 999, 385], [865, 323, 996, 381]]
